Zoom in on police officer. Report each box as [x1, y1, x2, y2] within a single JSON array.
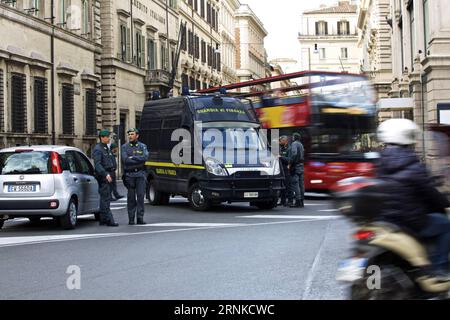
[[121, 128, 149, 225], [287, 132, 305, 208], [93, 129, 119, 226], [278, 135, 291, 206]]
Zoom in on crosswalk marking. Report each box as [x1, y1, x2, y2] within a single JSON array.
[[0, 233, 127, 247]]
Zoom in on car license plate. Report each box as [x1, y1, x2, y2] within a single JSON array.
[[244, 192, 259, 198], [336, 258, 368, 282], [8, 185, 36, 192]]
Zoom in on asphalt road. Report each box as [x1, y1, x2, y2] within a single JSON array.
[[0, 184, 353, 300]]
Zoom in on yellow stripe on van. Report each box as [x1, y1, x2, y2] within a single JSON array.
[[146, 161, 205, 170]]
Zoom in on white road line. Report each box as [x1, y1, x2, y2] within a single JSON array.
[[302, 221, 332, 300], [0, 219, 330, 248], [237, 215, 340, 220], [319, 209, 340, 212], [136, 223, 246, 227], [111, 207, 126, 210], [0, 233, 128, 247]]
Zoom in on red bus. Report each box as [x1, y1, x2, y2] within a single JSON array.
[[200, 71, 379, 191]]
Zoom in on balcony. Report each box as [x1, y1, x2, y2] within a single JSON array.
[[145, 69, 171, 87]]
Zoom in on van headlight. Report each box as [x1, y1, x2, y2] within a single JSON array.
[[205, 158, 228, 176]]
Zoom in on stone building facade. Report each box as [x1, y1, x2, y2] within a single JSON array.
[[235, 3, 267, 85], [219, 0, 239, 85], [298, 0, 360, 73], [99, 0, 179, 145], [0, 0, 102, 154], [178, 0, 222, 91]]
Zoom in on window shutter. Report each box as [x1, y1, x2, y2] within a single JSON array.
[[85, 88, 96, 136], [141, 34, 145, 68], [62, 83, 74, 135], [126, 27, 131, 62], [11, 73, 27, 133], [325, 22, 328, 35], [315, 22, 319, 35], [34, 77, 48, 134]]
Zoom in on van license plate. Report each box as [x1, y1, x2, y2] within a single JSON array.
[[8, 185, 36, 192], [244, 192, 259, 198]]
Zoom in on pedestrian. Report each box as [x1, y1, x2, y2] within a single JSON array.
[[287, 132, 305, 208], [278, 135, 291, 206], [121, 128, 149, 225], [109, 143, 125, 201], [93, 129, 119, 227]]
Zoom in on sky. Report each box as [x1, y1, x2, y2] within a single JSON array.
[[241, 0, 339, 68]]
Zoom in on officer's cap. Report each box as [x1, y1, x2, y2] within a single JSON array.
[[127, 128, 139, 134], [99, 129, 111, 137], [110, 143, 118, 149], [293, 132, 301, 139]]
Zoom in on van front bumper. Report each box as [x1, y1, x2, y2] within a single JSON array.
[[199, 176, 284, 202]]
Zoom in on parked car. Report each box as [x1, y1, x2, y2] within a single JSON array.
[[0, 146, 100, 229]]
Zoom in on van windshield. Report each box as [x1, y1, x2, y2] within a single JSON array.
[[191, 96, 258, 123], [0, 151, 51, 175]]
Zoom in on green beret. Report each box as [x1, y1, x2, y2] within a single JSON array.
[[127, 128, 139, 134], [98, 129, 111, 137], [110, 143, 118, 149], [293, 132, 301, 139]]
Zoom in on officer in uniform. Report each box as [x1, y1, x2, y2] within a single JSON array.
[[287, 132, 305, 208], [121, 128, 149, 225], [109, 143, 124, 201], [93, 129, 119, 226], [278, 135, 291, 206]]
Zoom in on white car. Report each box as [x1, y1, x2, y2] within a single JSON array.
[[0, 145, 100, 229]]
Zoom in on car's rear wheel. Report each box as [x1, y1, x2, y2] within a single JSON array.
[[59, 199, 78, 230]]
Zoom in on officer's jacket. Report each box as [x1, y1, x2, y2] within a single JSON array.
[[288, 140, 304, 171], [121, 141, 149, 172], [93, 143, 116, 178], [279, 145, 289, 167]]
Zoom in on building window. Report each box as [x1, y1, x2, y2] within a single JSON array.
[[147, 39, 156, 70], [194, 35, 200, 59], [315, 21, 328, 35], [61, 83, 74, 135], [135, 113, 141, 130], [119, 23, 131, 62], [161, 43, 168, 71], [0, 69, 4, 133], [33, 77, 47, 134], [338, 20, 350, 35], [340, 48, 348, 59], [408, 0, 415, 68], [168, 0, 177, 9], [189, 76, 195, 90], [135, 31, 145, 68], [200, 0, 205, 18], [181, 74, 189, 88], [81, 0, 90, 36], [11, 73, 27, 133], [423, 0, 430, 50], [60, 0, 68, 26], [85, 88, 96, 136], [319, 48, 326, 59]]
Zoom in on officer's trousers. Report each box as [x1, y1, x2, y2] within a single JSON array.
[[288, 171, 305, 203], [98, 181, 114, 223], [124, 175, 146, 222]]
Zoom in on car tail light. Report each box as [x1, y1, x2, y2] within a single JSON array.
[[50, 152, 62, 174], [352, 230, 376, 241]]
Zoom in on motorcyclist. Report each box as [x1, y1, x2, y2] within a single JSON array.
[[376, 118, 450, 278]]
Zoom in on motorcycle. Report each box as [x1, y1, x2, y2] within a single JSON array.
[[333, 176, 450, 300]]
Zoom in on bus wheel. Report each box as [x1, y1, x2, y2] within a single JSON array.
[[253, 198, 278, 210], [188, 183, 211, 211], [147, 180, 170, 206]]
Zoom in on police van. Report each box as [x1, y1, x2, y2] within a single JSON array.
[[139, 93, 284, 211]]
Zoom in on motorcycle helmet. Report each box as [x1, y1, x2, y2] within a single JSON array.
[[377, 118, 420, 146]]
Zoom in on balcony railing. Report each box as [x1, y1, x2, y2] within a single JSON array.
[[145, 69, 171, 86]]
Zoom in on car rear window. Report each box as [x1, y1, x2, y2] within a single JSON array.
[[0, 151, 52, 175]]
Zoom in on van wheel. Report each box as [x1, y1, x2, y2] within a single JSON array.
[[59, 199, 77, 230], [252, 198, 278, 210], [0, 220, 4, 229], [188, 183, 211, 211], [147, 180, 170, 206]]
